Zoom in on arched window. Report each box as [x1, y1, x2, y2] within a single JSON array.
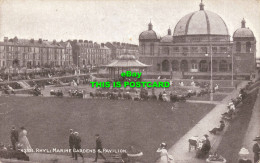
[[180, 60, 188, 72], [162, 47, 169, 55], [246, 42, 251, 52], [162, 60, 170, 72], [236, 42, 241, 52], [157, 64, 161, 71], [172, 60, 179, 71], [199, 60, 208, 72]]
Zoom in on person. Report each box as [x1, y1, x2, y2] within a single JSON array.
[[170, 80, 173, 86], [134, 91, 139, 101], [191, 81, 196, 87], [158, 92, 163, 101], [209, 121, 225, 135], [69, 129, 75, 158], [94, 134, 106, 162], [156, 143, 174, 163], [74, 132, 84, 161], [10, 126, 19, 150], [162, 91, 169, 102], [121, 152, 129, 163], [18, 127, 32, 151], [196, 134, 211, 158], [180, 81, 184, 87], [215, 84, 219, 91], [238, 147, 252, 163], [253, 136, 260, 163]]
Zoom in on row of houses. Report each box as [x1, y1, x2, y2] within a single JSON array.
[[0, 37, 139, 69]]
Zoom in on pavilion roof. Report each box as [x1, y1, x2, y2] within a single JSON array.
[[104, 55, 151, 68]]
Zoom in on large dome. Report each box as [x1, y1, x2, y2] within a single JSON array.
[[173, 3, 229, 36]]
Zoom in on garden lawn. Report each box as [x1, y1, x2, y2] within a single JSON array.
[[188, 93, 227, 101], [0, 96, 214, 162]]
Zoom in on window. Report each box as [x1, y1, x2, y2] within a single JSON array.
[[236, 42, 241, 52], [199, 60, 208, 72], [162, 47, 170, 55], [183, 47, 189, 53], [212, 47, 217, 53], [191, 47, 198, 53], [220, 47, 227, 53], [150, 43, 154, 55], [14, 46, 18, 51], [246, 42, 251, 52], [142, 44, 145, 55], [201, 47, 207, 53]]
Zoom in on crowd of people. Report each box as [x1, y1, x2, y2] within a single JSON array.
[[0, 126, 31, 161]]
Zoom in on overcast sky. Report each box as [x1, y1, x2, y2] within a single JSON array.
[[0, 0, 259, 57]]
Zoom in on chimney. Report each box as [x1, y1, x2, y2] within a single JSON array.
[[101, 43, 104, 47], [13, 36, 18, 43], [38, 38, 42, 44], [53, 39, 56, 44], [4, 37, 8, 42]]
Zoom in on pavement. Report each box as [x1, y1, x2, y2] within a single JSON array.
[[157, 81, 249, 163], [0, 153, 106, 163], [27, 153, 105, 163]]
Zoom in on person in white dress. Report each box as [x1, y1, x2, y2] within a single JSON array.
[[19, 127, 32, 151], [156, 143, 174, 163]]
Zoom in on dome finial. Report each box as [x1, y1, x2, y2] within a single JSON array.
[[241, 18, 246, 28], [168, 27, 171, 35], [199, 0, 204, 10], [148, 20, 153, 30]]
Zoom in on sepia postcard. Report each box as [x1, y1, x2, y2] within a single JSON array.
[[0, 0, 260, 163]]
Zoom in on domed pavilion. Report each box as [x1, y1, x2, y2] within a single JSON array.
[[138, 1, 256, 79]]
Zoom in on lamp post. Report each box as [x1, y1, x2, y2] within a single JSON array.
[[227, 46, 234, 87], [205, 47, 213, 101], [77, 53, 80, 84]]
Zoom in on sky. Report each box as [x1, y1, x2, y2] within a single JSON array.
[[0, 0, 259, 57]]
